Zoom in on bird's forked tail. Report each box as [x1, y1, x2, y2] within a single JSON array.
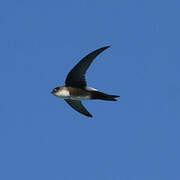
[[91, 91, 120, 101]]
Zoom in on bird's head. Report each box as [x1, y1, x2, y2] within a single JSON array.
[[51, 87, 60, 96], [51, 86, 69, 98]]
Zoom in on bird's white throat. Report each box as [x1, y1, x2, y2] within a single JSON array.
[[55, 89, 70, 99]]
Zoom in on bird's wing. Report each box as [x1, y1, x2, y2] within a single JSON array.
[[64, 99, 92, 117], [65, 46, 110, 88]]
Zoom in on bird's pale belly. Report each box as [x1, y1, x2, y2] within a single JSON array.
[[70, 96, 91, 100], [55, 95, 90, 100]]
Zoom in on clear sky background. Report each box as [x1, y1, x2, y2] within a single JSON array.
[[0, 0, 180, 180]]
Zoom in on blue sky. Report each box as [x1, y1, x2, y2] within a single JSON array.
[[0, 0, 180, 179]]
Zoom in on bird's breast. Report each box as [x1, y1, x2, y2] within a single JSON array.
[[54, 88, 91, 100], [55, 89, 70, 98]]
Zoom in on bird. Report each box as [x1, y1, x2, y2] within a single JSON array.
[[51, 46, 119, 117]]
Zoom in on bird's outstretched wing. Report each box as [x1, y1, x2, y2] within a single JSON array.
[[65, 46, 110, 88], [64, 99, 92, 117]]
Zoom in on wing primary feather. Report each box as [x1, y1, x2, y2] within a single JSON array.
[[65, 46, 110, 88], [65, 99, 93, 117]]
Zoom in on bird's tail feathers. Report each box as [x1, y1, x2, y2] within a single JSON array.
[[91, 91, 120, 101]]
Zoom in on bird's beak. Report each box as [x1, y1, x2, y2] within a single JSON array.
[[51, 89, 55, 94]]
